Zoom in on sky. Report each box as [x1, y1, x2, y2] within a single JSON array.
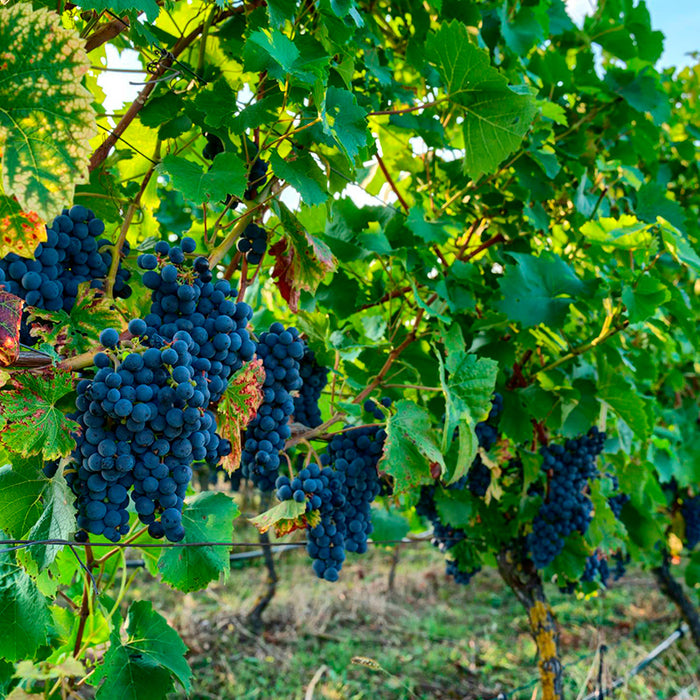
[[566, 0, 699, 68]]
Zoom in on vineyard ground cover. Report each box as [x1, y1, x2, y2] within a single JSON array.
[[126, 544, 699, 700]]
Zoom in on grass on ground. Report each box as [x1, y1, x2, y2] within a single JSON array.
[[126, 541, 700, 700]]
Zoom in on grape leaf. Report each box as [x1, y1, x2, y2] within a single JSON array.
[[159, 152, 247, 204], [0, 543, 51, 662], [426, 21, 536, 179], [27, 283, 123, 357], [579, 215, 653, 250], [621, 275, 670, 323], [0, 459, 74, 570], [216, 360, 265, 475], [157, 492, 239, 593], [597, 366, 650, 440], [78, 0, 159, 21], [270, 150, 329, 206], [369, 508, 410, 544], [250, 499, 308, 535], [270, 200, 337, 311], [0, 291, 23, 366], [321, 87, 369, 161], [90, 601, 191, 700], [0, 371, 78, 460], [658, 217, 700, 272], [0, 195, 46, 258], [380, 400, 442, 494], [0, 5, 96, 224], [438, 351, 498, 484], [496, 252, 591, 328]]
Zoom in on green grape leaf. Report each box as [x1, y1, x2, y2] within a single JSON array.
[[598, 366, 650, 440], [270, 200, 337, 312], [78, 0, 159, 21], [0, 460, 45, 539], [0, 543, 51, 662], [621, 275, 671, 323], [27, 283, 124, 357], [0, 371, 78, 460], [496, 252, 590, 328], [157, 492, 240, 593], [658, 217, 700, 272], [579, 215, 653, 250], [269, 150, 329, 206], [159, 152, 247, 204], [249, 499, 310, 536], [216, 360, 265, 475], [0, 459, 75, 570], [0, 4, 96, 224], [0, 195, 46, 258], [90, 601, 191, 699], [321, 87, 369, 162], [370, 508, 410, 545], [23, 471, 75, 571], [426, 20, 536, 179], [381, 400, 443, 493], [438, 351, 498, 484]]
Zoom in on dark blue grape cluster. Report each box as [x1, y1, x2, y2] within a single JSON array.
[[138, 239, 256, 405], [276, 463, 347, 581], [0, 205, 131, 313], [236, 223, 268, 266], [293, 346, 328, 429], [612, 550, 629, 580], [582, 551, 610, 586], [446, 559, 480, 585], [527, 427, 606, 569], [322, 424, 387, 555], [474, 392, 503, 451], [202, 133, 224, 160], [682, 495, 700, 549], [245, 155, 268, 200], [67, 238, 255, 542], [606, 474, 630, 519], [363, 396, 392, 420], [241, 323, 304, 491]]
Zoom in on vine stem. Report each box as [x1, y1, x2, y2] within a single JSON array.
[[105, 141, 160, 297], [72, 545, 94, 659], [526, 319, 629, 381], [88, 7, 244, 172], [208, 208, 257, 268], [367, 99, 446, 116], [375, 153, 409, 212]]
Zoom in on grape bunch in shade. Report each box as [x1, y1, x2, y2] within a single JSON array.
[[275, 463, 347, 581], [240, 323, 304, 491], [202, 133, 224, 161], [236, 223, 268, 266], [527, 427, 606, 569], [0, 205, 131, 342], [293, 346, 329, 429], [363, 396, 392, 421], [66, 236, 255, 543], [682, 494, 700, 549]]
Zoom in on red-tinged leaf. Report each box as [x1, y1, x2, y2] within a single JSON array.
[[249, 499, 308, 534], [0, 292, 24, 366], [270, 200, 336, 312], [26, 282, 123, 356], [0, 194, 46, 258], [217, 360, 265, 475], [0, 370, 78, 460]]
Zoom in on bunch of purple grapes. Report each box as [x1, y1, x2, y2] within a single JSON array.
[[527, 427, 606, 569]]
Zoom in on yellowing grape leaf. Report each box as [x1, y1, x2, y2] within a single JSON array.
[[270, 200, 336, 312], [0, 194, 45, 258], [0, 291, 23, 366], [217, 360, 265, 475], [0, 370, 78, 460], [0, 4, 96, 223]]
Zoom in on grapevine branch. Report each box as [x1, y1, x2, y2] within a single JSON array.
[[88, 7, 245, 172], [375, 153, 409, 212]]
